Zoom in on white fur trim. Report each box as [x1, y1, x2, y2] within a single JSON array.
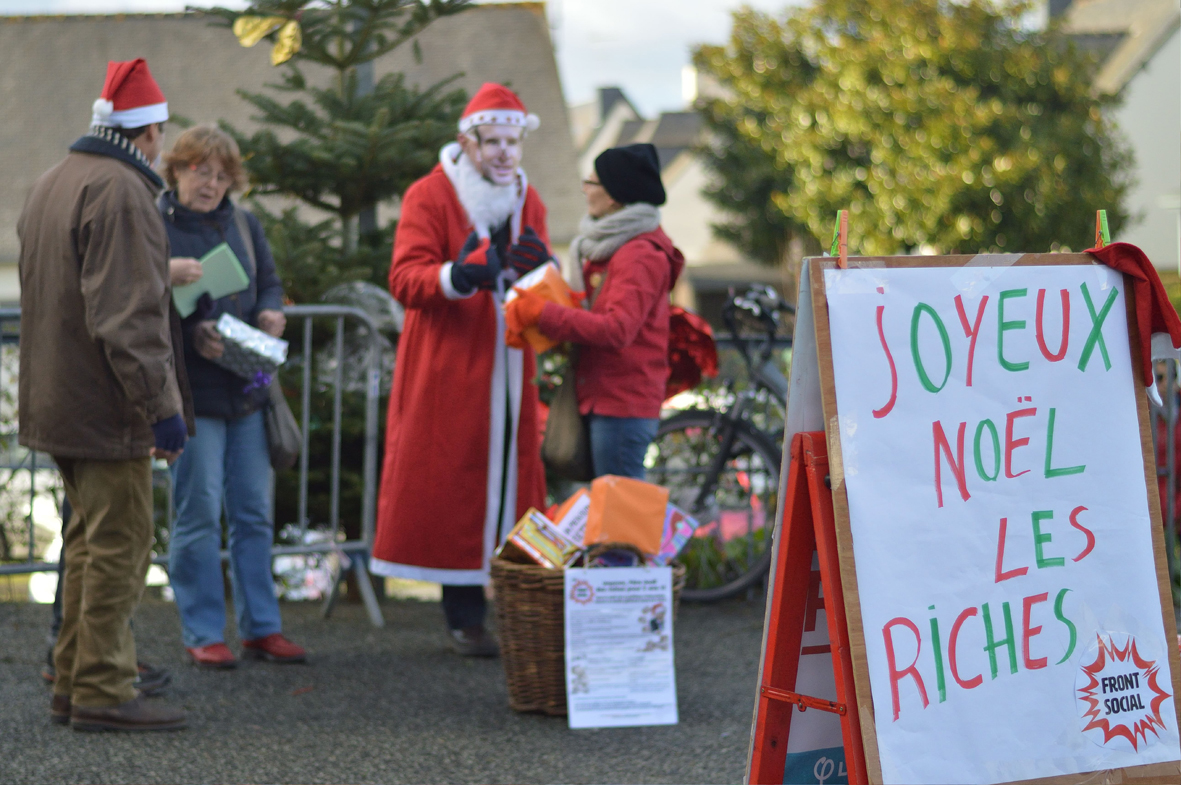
[[439, 261, 476, 301], [93, 101, 168, 128], [368, 557, 488, 586], [459, 109, 532, 134], [479, 285, 525, 572]]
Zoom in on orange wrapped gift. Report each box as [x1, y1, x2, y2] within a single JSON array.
[[584, 475, 670, 555], [505, 262, 575, 353]]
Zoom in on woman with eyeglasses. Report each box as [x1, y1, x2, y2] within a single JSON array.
[[507, 143, 685, 478], [157, 125, 305, 669]]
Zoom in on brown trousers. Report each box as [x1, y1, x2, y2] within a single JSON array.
[[53, 456, 153, 707]]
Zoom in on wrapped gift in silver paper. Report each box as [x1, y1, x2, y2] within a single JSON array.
[[213, 313, 288, 383]]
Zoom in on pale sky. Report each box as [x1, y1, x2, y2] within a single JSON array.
[[3, 0, 799, 116]]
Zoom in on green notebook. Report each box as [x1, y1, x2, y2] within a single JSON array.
[[172, 243, 251, 318]]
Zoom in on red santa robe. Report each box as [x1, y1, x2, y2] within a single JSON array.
[[371, 142, 548, 584]]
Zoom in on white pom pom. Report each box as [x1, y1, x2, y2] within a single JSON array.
[[91, 98, 114, 126], [525, 113, 540, 132]]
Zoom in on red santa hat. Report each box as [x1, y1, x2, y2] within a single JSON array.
[[91, 59, 169, 129], [458, 83, 539, 135]]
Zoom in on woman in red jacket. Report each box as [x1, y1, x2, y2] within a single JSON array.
[[509, 143, 684, 478]]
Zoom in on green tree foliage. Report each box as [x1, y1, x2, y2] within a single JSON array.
[[207, 0, 471, 296], [693, 0, 1133, 257]]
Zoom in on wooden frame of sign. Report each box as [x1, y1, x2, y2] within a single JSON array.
[[808, 253, 1181, 785]]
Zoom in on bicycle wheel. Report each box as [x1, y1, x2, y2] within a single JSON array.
[[646, 409, 781, 602]]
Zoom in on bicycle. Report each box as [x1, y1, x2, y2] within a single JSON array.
[[646, 285, 793, 602]]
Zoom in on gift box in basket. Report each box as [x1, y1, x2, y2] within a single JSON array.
[[212, 313, 288, 383], [584, 475, 669, 555]]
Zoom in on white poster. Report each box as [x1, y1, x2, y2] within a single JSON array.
[[564, 566, 678, 729], [823, 264, 1180, 783]]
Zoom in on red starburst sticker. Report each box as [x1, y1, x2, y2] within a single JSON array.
[[1075, 632, 1173, 752], [569, 579, 594, 605]]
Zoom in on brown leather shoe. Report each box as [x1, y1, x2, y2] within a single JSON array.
[[134, 661, 172, 695], [50, 694, 70, 725], [70, 694, 187, 732], [449, 625, 499, 658]]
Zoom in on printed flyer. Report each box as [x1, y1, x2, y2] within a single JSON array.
[[564, 566, 678, 729], [823, 264, 1181, 783]]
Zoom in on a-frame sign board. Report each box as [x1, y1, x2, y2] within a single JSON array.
[[749, 254, 1181, 785]]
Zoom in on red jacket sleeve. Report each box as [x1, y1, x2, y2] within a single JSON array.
[[388, 178, 452, 309], [538, 239, 668, 350]]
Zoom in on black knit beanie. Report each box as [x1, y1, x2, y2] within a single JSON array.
[[594, 143, 666, 206]]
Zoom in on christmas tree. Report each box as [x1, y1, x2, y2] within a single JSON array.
[[207, 0, 471, 302]]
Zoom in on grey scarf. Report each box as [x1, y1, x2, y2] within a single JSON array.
[[561, 203, 662, 292]]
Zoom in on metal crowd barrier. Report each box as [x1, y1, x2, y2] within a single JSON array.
[[0, 304, 385, 628]]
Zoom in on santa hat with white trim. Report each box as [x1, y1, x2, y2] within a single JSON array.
[[91, 59, 169, 129], [458, 83, 539, 135]]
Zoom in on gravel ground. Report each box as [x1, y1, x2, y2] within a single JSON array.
[[0, 592, 766, 784]]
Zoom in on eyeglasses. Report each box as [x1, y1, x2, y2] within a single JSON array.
[[582, 179, 603, 187], [188, 164, 233, 187]]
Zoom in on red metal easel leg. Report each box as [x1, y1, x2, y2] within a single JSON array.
[[802, 433, 869, 785], [749, 434, 819, 784]]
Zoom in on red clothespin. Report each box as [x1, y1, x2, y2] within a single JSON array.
[[1094, 209, 1110, 249], [829, 210, 849, 268]]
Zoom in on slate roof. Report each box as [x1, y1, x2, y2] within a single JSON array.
[[597, 87, 638, 122], [1063, 0, 1181, 94], [611, 112, 703, 170], [0, 4, 582, 264]]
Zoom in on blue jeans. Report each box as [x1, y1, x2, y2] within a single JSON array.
[[169, 411, 281, 648], [588, 415, 659, 479]]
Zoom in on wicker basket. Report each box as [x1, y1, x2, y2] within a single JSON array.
[[491, 547, 686, 715]]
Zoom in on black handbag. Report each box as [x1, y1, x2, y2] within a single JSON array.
[[541, 347, 593, 481], [265, 380, 301, 471]]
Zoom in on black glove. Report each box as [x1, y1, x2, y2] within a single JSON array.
[[450, 232, 502, 294], [451, 262, 498, 294], [506, 226, 550, 276], [455, 231, 482, 265], [151, 414, 187, 453]]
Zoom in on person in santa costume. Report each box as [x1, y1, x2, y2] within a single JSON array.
[[371, 83, 553, 656]]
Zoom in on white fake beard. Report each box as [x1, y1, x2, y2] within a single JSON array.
[[452, 147, 519, 237]]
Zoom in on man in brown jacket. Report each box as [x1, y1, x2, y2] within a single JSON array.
[[18, 59, 193, 732]]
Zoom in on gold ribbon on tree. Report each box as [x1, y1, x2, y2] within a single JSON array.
[[232, 16, 302, 66]]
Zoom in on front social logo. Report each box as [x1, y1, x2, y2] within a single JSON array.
[[1075, 632, 1173, 752]]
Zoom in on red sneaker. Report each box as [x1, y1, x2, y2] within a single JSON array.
[[241, 634, 306, 663], [186, 643, 238, 669]]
